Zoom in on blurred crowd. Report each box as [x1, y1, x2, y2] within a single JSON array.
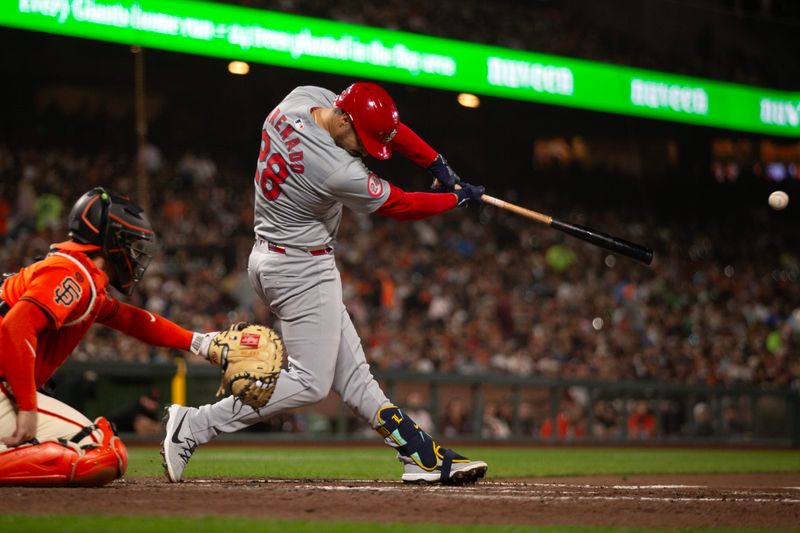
[[4, 0, 799, 442], [1, 143, 798, 397], [420, 394, 760, 441], [227, 0, 800, 88]]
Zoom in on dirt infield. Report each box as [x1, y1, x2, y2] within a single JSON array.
[[3, 474, 800, 528]]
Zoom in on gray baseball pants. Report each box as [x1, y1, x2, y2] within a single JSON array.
[[186, 240, 391, 444]]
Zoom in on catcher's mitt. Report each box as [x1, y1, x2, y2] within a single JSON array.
[[207, 322, 284, 409]]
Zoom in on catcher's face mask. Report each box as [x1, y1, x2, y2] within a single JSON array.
[[104, 223, 154, 295]]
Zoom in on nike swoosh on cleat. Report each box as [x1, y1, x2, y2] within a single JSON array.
[[146, 311, 156, 323], [171, 412, 189, 444]]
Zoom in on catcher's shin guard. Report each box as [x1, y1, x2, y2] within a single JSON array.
[[71, 417, 127, 487], [0, 417, 127, 487], [0, 441, 81, 486], [376, 405, 488, 485]]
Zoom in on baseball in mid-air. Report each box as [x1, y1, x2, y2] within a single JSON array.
[[768, 190, 789, 211]]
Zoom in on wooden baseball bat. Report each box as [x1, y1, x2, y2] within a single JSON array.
[[481, 194, 654, 265]]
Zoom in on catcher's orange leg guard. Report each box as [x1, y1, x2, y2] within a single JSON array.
[[0, 417, 127, 487], [71, 417, 127, 487], [0, 441, 79, 486], [92, 416, 128, 476]]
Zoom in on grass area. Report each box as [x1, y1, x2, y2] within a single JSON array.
[[2, 515, 797, 533], [128, 445, 800, 480], [5, 447, 798, 533]]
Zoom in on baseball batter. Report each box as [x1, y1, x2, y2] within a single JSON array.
[[162, 82, 488, 485], [0, 188, 217, 486]]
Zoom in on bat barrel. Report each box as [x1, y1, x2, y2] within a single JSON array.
[[550, 219, 654, 265]]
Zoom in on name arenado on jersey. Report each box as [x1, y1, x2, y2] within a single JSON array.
[[266, 107, 305, 174]]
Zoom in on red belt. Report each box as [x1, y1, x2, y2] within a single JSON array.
[[263, 240, 333, 256]]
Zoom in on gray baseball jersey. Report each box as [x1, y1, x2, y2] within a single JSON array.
[[186, 86, 395, 445], [253, 86, 391, 247]]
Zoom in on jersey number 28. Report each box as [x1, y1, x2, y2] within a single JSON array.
[[255, 128, 289, 201]]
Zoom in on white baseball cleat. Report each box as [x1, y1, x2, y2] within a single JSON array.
[[399, 450, 488, 485], [160, 404, 199, 483]]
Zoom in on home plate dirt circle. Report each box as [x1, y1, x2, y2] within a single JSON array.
[[2, 474, 799, 528]]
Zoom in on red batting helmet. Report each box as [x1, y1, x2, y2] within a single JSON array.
[[334, 82, 399, 160]]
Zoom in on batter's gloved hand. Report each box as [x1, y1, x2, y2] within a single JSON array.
[[455, 182, 485, 207], [190, 331, 218, 360], [428, 154, 461, 192], [206, 322, 284, 410]]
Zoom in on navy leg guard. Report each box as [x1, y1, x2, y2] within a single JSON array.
[[376, 406, 439, 470]]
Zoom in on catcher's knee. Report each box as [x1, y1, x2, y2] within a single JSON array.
[[0, 417, 127, 487], [93, 416, 128, 475], [72, 417, 127, 487], [72, 440, 127, 487]]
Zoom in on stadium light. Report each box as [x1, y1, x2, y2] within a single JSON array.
[[228, 60, 250, 75], [457, 93, 480, 108]]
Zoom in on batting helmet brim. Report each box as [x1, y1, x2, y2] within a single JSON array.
[[357, 129, 392, 160]]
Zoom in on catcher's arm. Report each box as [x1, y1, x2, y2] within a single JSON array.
[[101, 301, 194, 350], [0, 300, 49, 445]]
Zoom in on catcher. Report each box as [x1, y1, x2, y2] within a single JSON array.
[[0, 187, 231, 486]]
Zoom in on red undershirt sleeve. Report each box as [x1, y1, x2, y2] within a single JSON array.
[[390, 123, 439, 167], [100, 301, 193, 351], [375, 183, 457, 221], [0, 301, 50, 411]]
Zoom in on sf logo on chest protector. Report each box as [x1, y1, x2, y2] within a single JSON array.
[[54, 276, 82, 307]]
